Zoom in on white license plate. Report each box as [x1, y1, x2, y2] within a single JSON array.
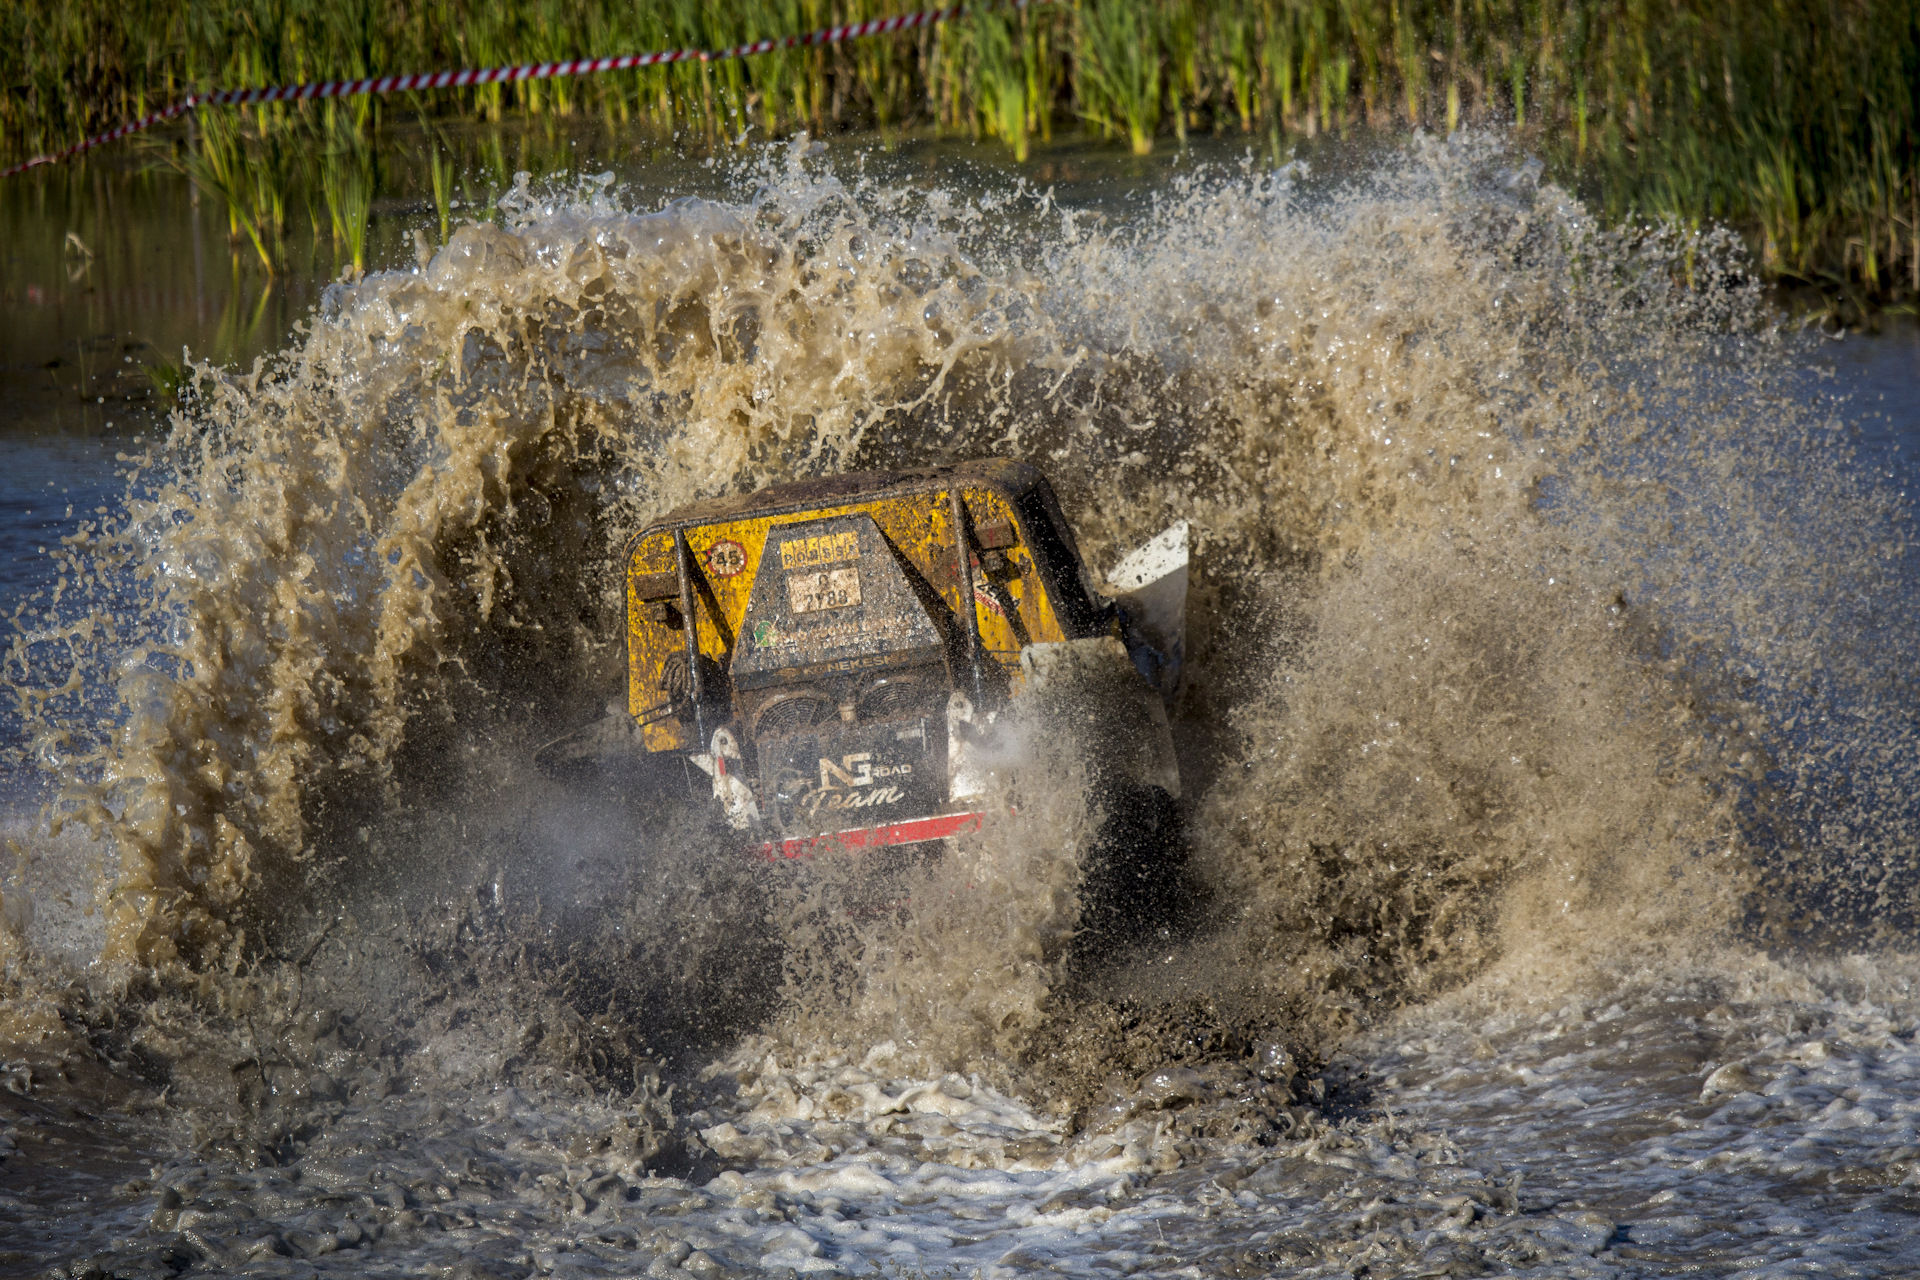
[[788, 567, 862, 614]]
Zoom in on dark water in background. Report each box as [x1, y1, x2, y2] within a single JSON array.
[[1827, 319, 1920, 469], [0, 130, 1917, 1278]]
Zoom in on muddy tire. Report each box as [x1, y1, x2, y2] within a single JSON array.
[[1074, 783, 1186, 962]]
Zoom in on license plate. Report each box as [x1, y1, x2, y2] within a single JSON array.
[[788, 567, 861, 614]]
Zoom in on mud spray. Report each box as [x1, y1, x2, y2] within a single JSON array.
[[1, 135, 1914, 1276]]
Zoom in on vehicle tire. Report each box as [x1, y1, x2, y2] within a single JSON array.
[[1073, 782, 1186, 963]]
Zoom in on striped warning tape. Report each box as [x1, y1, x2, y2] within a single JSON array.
[[3, 1, 1013, 179]]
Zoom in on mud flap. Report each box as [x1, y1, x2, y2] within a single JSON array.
[[1018, 637, 1180, 799], [1019, 636, 1186, 956]]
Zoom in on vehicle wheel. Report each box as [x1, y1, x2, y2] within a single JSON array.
[[1073, 783, 1186, 962]]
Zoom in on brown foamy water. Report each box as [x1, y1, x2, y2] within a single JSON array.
[[1, 132, 1916, 1277]]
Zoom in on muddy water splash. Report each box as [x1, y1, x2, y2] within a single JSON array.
[[4, 135, 1913, 1160], [11, 155, 1041, 966]]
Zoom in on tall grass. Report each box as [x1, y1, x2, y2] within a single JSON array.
[[4, 0, 1916, 300], [1076, 0, 1162, 155], [320, 108, 374, 274]]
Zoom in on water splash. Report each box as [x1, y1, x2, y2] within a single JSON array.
[[4, 133, 1912, 1105]]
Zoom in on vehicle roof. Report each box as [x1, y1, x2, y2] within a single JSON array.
[[632, 458, 1049, 540]]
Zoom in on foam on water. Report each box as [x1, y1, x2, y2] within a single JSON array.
[[2, 133, 1917, 1274], [19, 948, 1917, 1276]]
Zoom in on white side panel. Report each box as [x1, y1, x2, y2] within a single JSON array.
[[1105, 521, 1188, 700], [1107, 520, 1189, 594]]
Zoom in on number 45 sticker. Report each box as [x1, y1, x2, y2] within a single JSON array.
[[704, 539, 747, 577]]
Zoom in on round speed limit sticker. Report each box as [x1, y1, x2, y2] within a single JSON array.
[[704, 538, 748, 577]]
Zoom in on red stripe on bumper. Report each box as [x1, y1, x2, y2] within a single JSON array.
[[755, 811, 985, 861]]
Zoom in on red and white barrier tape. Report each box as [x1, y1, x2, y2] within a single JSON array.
[[3, 2, 997, 178]]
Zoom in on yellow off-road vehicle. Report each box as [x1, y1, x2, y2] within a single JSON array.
[[568, 460, 1187, 869]]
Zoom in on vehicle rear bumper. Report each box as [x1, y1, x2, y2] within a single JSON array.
[[754, 810, 985, 860]]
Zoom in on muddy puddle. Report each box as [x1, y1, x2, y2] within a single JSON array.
[[0, 129, 1917, 1278]]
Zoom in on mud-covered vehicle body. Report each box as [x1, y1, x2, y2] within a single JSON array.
[[619, 459, 1184, 858]]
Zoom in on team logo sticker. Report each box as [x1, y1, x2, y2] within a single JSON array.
[[770, 753, 912, 823], [704, 538, 747, 577]]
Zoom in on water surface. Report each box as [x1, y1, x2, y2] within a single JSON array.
[[0, 130, 1916, 1279]]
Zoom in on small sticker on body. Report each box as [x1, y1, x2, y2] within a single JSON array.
[[704, 539, 748, 577], [780, 530, 859, 571], [788, 567, 861, 614]]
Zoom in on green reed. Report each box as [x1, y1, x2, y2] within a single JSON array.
[[1075, 0, 1162, 155], [320, 109, 374, 275], [428, 136, 455, 246], [174, 109, 272, 274], [6, 1, 1917, 302], [966, 8, 1036, 159]]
